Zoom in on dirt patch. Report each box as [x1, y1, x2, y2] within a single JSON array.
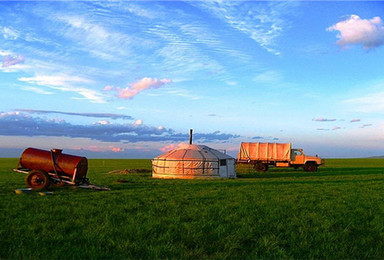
[[107, 169, 150, 174], [114, 180, 131, 183]]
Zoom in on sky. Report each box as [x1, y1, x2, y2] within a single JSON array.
[[1, 0, 384, 159]]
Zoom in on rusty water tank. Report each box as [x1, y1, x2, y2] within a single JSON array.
[[19, 147, 88, 179]]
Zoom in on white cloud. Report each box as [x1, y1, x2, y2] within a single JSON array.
[[327, 15, 384, 49], [95, 120, 110, 125], [226, 81, 237, 86], [0, 50, 12, 56], [254, 70, 282, 83], [0, 111, 21, 117], [18, 74, 106, 103], [0, 63, 30, 73], [1, 26, 19, 40], [19, 75, 92, 86], [21, 86, 54, 95]]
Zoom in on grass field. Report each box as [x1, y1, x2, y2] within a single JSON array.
[[1, 158, 384, 259]]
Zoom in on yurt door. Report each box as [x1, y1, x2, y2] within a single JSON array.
[[219, 159, 228, 177]]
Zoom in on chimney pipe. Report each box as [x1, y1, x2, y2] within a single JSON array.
[[189, 129, 193, 145]]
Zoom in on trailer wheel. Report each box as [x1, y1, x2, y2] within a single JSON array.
[[254, 163, 268, 172], [25, 170, 50, 190]]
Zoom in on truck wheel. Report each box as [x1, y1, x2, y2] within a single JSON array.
[[25, 170, 51, 190], [304, 164, 317, 172]]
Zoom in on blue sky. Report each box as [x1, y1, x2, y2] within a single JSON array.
[[1, 1, 384, 158]]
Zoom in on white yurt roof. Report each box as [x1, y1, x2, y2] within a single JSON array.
[[155, 144, 233, 161]]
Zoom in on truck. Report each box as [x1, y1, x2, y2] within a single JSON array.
[[236, 142, 324, 172]]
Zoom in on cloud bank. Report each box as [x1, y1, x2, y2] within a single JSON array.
[[0, 112, 239, 143], [327, 15, 384, 49]]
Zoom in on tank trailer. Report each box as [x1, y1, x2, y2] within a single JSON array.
[[13, 147, 109, 190]]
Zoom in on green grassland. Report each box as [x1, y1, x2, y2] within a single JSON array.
[[1, 158, 384, 259]]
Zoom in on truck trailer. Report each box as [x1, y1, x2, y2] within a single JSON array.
[[236, 142, 324, 172]]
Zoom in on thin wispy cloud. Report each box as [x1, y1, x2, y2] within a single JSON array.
[[0, 26, 19, 40], [328, 15, 384, 49], [350, 119, 361, 123], [193, 1, 297, 56], [254, 70, 283, 84], [148, 24, 227, 79], [166, 88, 201, 100], [18, 74, 106, 103], [20, 87, 53, 95], [53, 14, 136, 61], [16, 109, 133, 120], [344, 91, 384, 113]]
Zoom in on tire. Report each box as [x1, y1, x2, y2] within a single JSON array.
[[304, 163, 317, 172], [253, 163, 268, 172], [25, 170, 51, 190]]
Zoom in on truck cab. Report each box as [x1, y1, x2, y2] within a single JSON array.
[[291, 148, 324, 171]]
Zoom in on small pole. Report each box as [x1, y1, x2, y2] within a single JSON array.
[[189, 129, 193, 144]]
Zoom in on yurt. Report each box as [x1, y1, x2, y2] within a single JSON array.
[[152, 144, 237, 179]]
